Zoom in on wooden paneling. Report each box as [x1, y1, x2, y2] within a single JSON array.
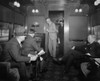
[[27, 16, 45, 33], [14, 13, 25, 25], [0, 5, 25, 25], [69, 16, 88, 41]]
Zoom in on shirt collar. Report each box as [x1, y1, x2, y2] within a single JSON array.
[[16, 38, 22, 47]]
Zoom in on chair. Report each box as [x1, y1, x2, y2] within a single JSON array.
[[0, 44, 20, 81], [0, 62, 20, 81]]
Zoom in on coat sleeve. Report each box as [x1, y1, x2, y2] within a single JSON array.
[[32, 40, 42, 52], [9, 43, 30, 62], [89, 42, 99, 57], [75, 44, 87, 53]]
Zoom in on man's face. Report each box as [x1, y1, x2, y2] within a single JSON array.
[[88, 35, 95, 44], [98, 40, 100, 44], [46, 18, 51, 24]]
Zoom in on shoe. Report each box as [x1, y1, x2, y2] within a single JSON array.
[[53, 58, 63, 65], [58, 57, 63, 61], [64, 70, 69, 74], [40, 68, 48, 73], [53, 57, 57, 61]]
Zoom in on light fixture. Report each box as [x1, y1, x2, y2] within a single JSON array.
[[35, 9, 39, 13], [13, 1, 20, 7], [75, 9, 78, 12], [79, 8, 82, 12], [32, 9, 39, 13], [94, 0, 100, 6], [9, 1, 20, 8], [94, 1, 98, 6], [75, 8, 82, 13], [75, 4, 83, 13], [31, 0, 39, 13], [32, 9, 35, 13]]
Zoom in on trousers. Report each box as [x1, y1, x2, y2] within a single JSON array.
[[48, 38, 57, 58]]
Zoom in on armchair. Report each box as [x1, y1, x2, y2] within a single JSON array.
[[0, 62, 20, 81]]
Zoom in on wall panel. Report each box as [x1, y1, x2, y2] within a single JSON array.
[[0, 5, 25, 25], [69, 16, 88, 41], [27, 16, 45, 33]]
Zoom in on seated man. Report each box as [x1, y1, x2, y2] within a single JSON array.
[[55, 34, 100, 74], [22, 28, 45, 75], [0, 26, 38, 81], [22, 28, 45, 56]]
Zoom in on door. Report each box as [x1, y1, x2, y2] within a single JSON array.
[[49, 11, 64, 57]]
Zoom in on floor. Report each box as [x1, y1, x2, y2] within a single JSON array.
[[37, 56, 83, 81], [34, 45, 85, 81]]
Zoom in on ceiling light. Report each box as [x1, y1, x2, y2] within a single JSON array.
[[35, 9, 39, 13], [75, 9, 78, 12], [32, 9, 39, 13], [75, 8, 82, 13], [94, 1, 98, 6], [94, 0, 100, 6], [79, 9, 82, 12], [14, 1, 17, 6], [14, 1, 20, 7], [32, 9, 35, 13]]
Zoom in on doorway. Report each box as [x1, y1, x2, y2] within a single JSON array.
[[49, 11, 64, 57]]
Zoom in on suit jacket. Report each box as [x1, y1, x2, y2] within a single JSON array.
[[1, 37, 30, 64], [75, 42, 100, 58], [1, 37, 30, 80], [48, 22, 58, 40], [87, 42, 100, 57], [22, 35, 42, 56]]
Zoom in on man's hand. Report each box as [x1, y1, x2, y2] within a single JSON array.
[[28, 54, 34, 57], [40, 57, 43, 61], [38, 49, 45, 56], [46, 29, 49, 32], [30, 55, 38, 61], [86, 53, 91, 56], [72, 46, 75, 50]]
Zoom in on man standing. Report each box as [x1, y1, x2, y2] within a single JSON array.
[[46, 18, 58, 59], [1, 26, 38, 81]]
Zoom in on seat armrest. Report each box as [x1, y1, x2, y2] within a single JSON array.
[[0, 62, 11, 78]]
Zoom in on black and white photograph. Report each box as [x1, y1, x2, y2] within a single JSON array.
[[0, 0, 100, 81]]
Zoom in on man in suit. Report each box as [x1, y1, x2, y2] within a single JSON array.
[[22, 28, 45, 77], [55, 34, 100, 73], [22, 28, 44, 56], [1, 26, 38, 81], [46, 17, 58, 59]]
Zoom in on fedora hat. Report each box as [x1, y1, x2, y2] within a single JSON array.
[[14, 26, 27, 36], [28, 28, 36, 34]]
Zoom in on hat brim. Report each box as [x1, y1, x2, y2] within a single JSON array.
[[15, 33, 27, 36]]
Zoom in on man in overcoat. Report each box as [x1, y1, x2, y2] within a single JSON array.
[[1, 26, 38, 81]]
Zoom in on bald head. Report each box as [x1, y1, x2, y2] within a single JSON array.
[[88, 35, 96, 44]]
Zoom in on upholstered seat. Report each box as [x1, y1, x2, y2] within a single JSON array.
[[0, 62, 20, 81]]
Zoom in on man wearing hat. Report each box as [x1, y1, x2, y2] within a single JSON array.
[[22, 28, 45, 75], [1, 26, 38, 81], [22, 28, 45, 56]]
